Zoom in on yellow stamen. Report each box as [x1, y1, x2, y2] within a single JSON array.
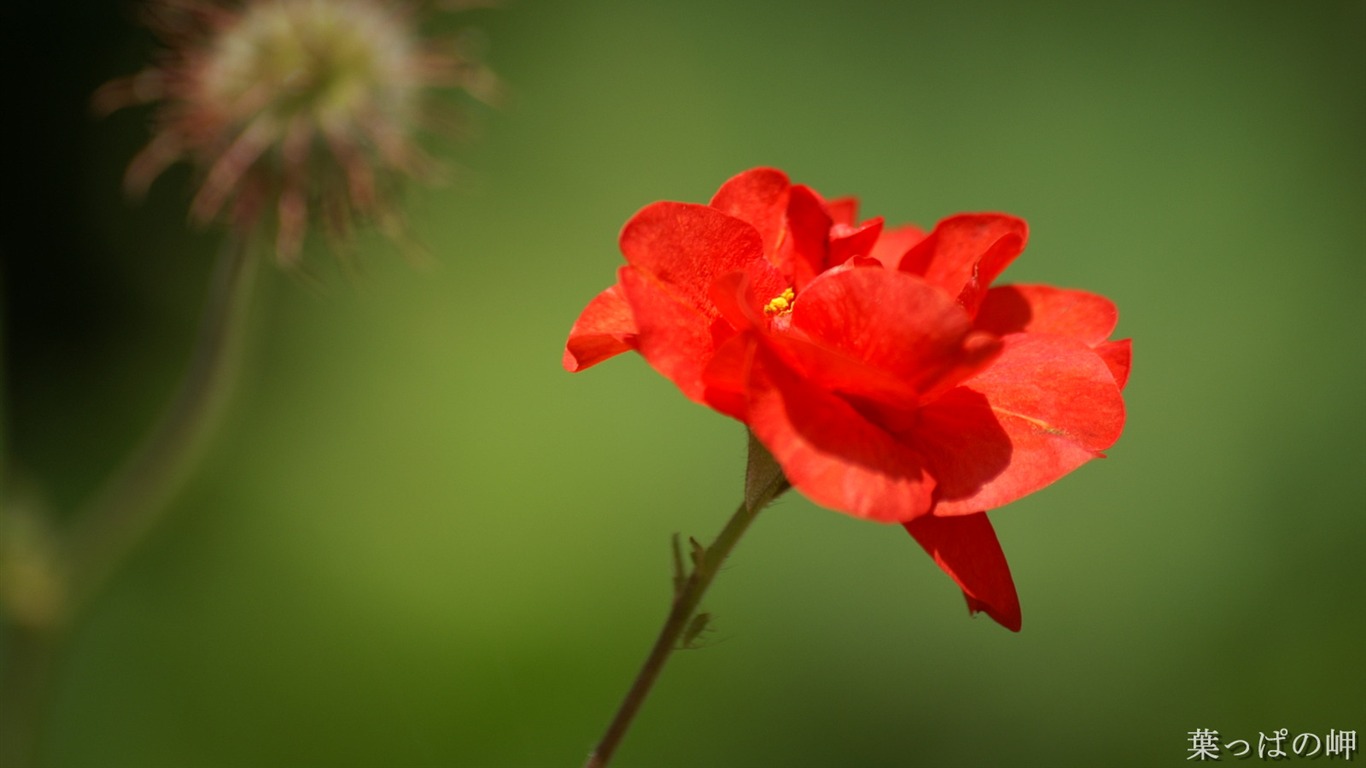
[[764, 287, 796, 316]]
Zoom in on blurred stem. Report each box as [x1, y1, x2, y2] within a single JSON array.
[[0, 237, 258, 766], [583, 437, 788, 768], [66, 236, 258, 609], [1, 236, 258, 767], [0, 620, 59, 768]]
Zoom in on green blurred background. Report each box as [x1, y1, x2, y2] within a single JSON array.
[[6, 0, 1364, 766]]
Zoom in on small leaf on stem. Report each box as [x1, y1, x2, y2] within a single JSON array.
[[688, 537, 705, 569], [670, 533, 686, 596], [679, 612, 713, 650]]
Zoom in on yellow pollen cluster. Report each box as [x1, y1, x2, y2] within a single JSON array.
[[764, 287, 796, 316]]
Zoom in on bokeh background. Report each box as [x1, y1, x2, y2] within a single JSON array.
[[6, 0, 1364, 766]]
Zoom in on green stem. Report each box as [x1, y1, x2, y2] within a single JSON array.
[[582, 448, 788, 768]]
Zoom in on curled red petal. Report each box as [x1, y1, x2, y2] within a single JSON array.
[[563, 283, 637, 372], [814, 194, 857, 224], [780, 184, 833, 289], [619, 201, 766, 315], [924, 334, 1126, 515], [828, 217, 885, 267], [1095, 338, 1133, 389], [975, 285, 1119, 346], [904, 512, 1021, 632], [709, 167, 791, 257], [824, 196, 859, 226], [746, 347, 937, 523], [900, 213, 1028, 313]]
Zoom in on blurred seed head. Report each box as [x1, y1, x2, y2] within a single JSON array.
[[95, 0, 501, 267]]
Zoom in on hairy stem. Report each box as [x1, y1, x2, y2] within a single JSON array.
[[583, 449, 788, 768]]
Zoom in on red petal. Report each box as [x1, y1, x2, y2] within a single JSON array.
[[975, 285, 1118, 346], [618, 266, 736, 405], [700, 332, 757, 421], [763, 332, 927, 425], [780, 185, 833, 288], [564, 283, 637, 372], [828, 217, 885, 267], [922, 334, 1126, 515], [705, 262, 789, 333], [698, 268, 786, 420], [824, 196, 859, 226], [709, 168, 791, 258], [746, 347, 937, 523], [904, 512, 1021, 632], [783, 267, 999, 407], [619, 201, 766, 315], [900, 214, 1027, 313], [866, 224, 927, 269], [1095, 338, 1132, 389]]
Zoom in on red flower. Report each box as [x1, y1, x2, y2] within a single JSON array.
[[564, 168, 1130, 631]]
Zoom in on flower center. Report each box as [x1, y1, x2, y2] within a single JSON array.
[[763, 287, 795, 317]]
